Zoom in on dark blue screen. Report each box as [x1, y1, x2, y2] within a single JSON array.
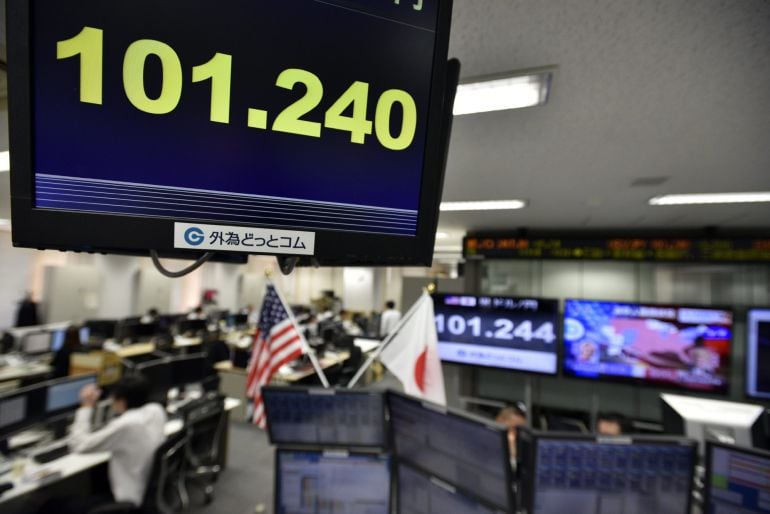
[[31, 0, 440, 235]]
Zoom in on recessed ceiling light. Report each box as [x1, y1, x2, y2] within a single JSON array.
[[440, 200, 527, 212], [649, 192, 770, 206], [0, 151, 8, 173], [453, 70, 553, 116]]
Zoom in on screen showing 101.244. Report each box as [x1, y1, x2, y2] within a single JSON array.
[[29, 0, 439, 238]]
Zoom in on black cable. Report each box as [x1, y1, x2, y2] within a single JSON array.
[[150, 250, 215, 278]]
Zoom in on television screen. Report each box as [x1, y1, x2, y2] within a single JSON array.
[[563, 300, 733, 393], [746, 309, 770, 399], [388, 391, 514, 511], [433, 293, 560, 375], [525, 433, 696, 514], [8, 0, 455, 265]]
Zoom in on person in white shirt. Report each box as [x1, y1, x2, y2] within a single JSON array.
[[69, 375, 167, 509], [379, 301, 402, 339]]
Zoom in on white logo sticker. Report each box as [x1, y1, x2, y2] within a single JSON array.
[[174, 222, 315, 256]]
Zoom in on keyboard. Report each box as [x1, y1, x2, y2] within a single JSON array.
[[32, 444, 71, 464]]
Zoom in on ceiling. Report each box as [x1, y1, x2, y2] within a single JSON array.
[[1, 0, 769, 249], [438, 0, 770, 243]]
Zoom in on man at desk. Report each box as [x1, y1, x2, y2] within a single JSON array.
[[43, 376, 167, 512]]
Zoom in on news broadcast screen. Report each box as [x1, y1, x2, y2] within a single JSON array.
[[432, 293, 560, 375], [563, 300, 733, 393]]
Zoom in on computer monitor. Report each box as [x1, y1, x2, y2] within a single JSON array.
[[171, 354, 213, 388], [136, 360, 174, 403], [397, 462, 506, 514], [20, 331, 53, 355], [45, 374, 98, 416], [704, 442, 770, 514], [229, 313, 249, 328], [177, 319, 208, 336], [118, 321, 159, 342], [520, 430, 696, 514], [50, 327, 90, 352], [83, 319, 118, 341], [0, 386, 46, 439], [387, 391, 514, 512], [661, 393, 767, 453], [746, 309, 770, 399], [274, 450, 391, 514], [263, 387, 386, 447]]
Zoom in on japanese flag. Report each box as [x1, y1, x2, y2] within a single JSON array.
[[379, 291, 446, 405]]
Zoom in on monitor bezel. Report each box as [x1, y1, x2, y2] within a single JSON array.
[[273, 447, 392, 514], [386, 390, 515, 512], [520, 429, 697, 514], [431, 292, 562, 377], [7, 0, 455, 266], [561, 298, 735, 395], [262, 386, 388, 449], [703, 441, 770, 513]]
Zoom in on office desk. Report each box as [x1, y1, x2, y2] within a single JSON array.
[[0, 362, 52, 385], [274, 350, 350, 383], [173, 335, 203, 348]]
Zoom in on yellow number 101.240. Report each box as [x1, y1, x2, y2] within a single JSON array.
[[56, 26, 419, 151]]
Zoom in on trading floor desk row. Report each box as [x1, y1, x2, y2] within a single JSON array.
[[0, 372, 241, 513]]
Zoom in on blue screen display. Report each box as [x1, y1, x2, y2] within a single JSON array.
[[563, 299, 733, 393], [708, 445, 770, 513], [31, 0, 441, 236]]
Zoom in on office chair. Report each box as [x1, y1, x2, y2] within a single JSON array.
[[336, 346, 363, 386], [181, 394, 226, 505], [89, 430, 189, 514]]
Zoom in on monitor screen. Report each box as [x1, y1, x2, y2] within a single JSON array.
[[563, 299, 733, 393], [705, 443, 770, 514], [51, 327, 90, 352], [0, 396, 27, 429], [263, 387, 386, 448], [8, 0, 454, 266], [137, 360, 173, 400], [229, 314, 249, 327], [747, 309, 770, 399], [387, 392, 513, 511], [0, 386, 46, 438], [275, 450, 390, 514], [398, 462, 504, 514], [84, 319, 117, 340], [46, 375, 97, 413], [177, 319, 208, 335], [433, 294, 560, 374], [21, 332, 52, 354], [171, 355, 212, 387], [530, 436, 695, 514]]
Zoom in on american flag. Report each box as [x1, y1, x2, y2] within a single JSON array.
[[246, 285, 304, 427]]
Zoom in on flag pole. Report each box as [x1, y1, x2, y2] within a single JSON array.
[[347, 290, 428, 389], [266, 272, 330, 388]]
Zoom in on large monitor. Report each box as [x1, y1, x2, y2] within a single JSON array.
[[704, 442, 770, 514], [432, 293, 560, 375], [7, 0, 455, 266], [0, 386, 46, 439], [397, 462, 506, 514], [661, 393, 766, 453], [387, 391, 513, 512], [45, 374, 97, 416], [747, 309, 770, 399], [263, 387, 386, 448], [563, 299, 733, 393], [274, 450, 391, 514], [519, 431, 696, 514]]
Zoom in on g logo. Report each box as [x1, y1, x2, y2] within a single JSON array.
[[184, 227, 205, 246]]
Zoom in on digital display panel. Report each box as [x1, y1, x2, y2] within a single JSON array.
[[747, 309, 770, 399], [531, 437, 695, 514], [432, 293, 559, 375], [263, 387, 386, 448], [563, 300, 733, 393], [464, 235, 770, 263], [46, 375, 97, 413], [8, 0, 454, 265], [275, 450, 390, 514], [705, 443, 770, 514], [388, 392, 513, 511], [398, 463, 504, 514]]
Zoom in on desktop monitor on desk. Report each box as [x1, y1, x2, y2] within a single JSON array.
[[118, 321, 160, 343], [274, 450, 391, 514], [177, 319, 208, 336], [50, 327, 90, 352], [83, 319, 118, 341], [20, 331, 53, 355], [228, 313, 248, 328], [518, 430, 697, 514], [45, 374, 98, 417], [704, 441, 770, 514], [263, 387, 386, 448], [0, 386, 46, 441], [661, 393, 767, 453], [387, 391, 514, 512]]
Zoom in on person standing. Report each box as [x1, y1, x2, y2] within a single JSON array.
[[379, 300, 402, 338]]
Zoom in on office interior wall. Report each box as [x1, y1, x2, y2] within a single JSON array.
[[133, 268, 174, 315], [41, 265, 104, 323], [470, 259, 770, 421], [343, 268, 375, 312]]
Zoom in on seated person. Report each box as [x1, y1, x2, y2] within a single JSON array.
[[69, 375, 167, 509], [496, 402, 528, 463], [596, 411, 628, 436]]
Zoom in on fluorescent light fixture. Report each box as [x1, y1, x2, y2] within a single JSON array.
[[454, 70, 553, 116], [435, 232, 449, 239], [0, 151, 8, 172], [440, 200, 527, 212], [649, 192, 770, 206]]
